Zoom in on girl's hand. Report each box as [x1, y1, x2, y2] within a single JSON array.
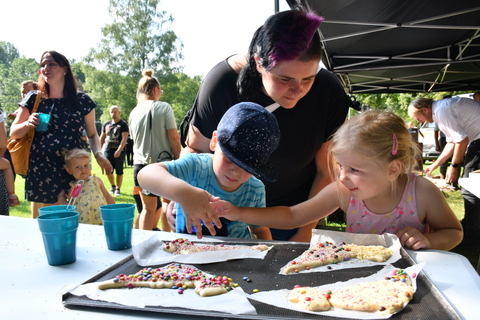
[[210, 200, 239, 220], [396, 226, 431, 250], [179, 189, 221, 239]]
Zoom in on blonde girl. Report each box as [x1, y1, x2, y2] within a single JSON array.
[[214, 110, 463, 250], [61, 148, 115, 224]]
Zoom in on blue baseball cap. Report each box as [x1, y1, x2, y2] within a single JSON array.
[[217, 102, 280, 182]]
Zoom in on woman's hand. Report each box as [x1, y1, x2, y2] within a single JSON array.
[[95, 152, 113, 175], [27, 113, 41, 129], [396, 226, 431, 250]]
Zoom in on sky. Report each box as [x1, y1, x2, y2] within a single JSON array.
[[0, 0, 290, 77]]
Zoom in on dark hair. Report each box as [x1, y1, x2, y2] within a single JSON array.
[[238, 7, 323, 100], [37, 50, 79, 111]]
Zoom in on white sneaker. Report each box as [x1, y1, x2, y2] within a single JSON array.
[[114, 189, 121, 197]]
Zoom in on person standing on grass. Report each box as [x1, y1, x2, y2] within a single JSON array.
[[100, 105, 129, 197], [408, 96, 480, 247], [129, 69, 181, 231]]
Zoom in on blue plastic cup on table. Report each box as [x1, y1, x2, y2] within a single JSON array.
[[37, 211, 80, 266], [38, 205, 76, 216], [100, 204, 135, 250], [36, 113, 51, 132]]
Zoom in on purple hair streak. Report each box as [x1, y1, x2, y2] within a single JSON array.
[[268, 11, 324, 69]]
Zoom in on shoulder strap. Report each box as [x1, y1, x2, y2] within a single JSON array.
[[32, 90, 42, 113]]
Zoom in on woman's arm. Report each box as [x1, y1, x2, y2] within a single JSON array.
[[9, 107, 36, 139], [84, 109, 113, 174], [138, 162, 222, 238], [166, 128, 181, 159]]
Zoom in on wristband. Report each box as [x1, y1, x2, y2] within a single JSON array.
[[450, 163, 459, 168]]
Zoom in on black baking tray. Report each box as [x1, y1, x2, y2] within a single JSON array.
[[62, 241, 460, 319]]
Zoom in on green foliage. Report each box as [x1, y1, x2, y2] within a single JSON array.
[[85, 0, 183, 78], [0, 41, 38, 117]]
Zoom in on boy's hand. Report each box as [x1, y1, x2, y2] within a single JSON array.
[[181, 190, 222, 239]]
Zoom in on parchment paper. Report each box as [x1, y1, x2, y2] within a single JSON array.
[[243, 263, 424, 319], [279, 229, 402, 274], [68, 263, 257, 315], [133, 233, 271, 266]]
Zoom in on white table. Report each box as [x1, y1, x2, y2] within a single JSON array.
[[1, 216, 480, 319], [459, 178, 480, 198]]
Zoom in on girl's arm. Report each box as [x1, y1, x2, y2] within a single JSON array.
[[96, 176, 115, 204], [137, 162, 222, 238], [84, 109, 113, 174], [213, 181, 344, 229], [289, 140, 335, 242], [396, 176, 463, 250]]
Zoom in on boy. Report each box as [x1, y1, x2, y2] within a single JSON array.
[[138, 102, 280, 239]]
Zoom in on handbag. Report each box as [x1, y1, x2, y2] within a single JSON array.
[[146, 102, 173, 164], [7, 91, 42, 176]]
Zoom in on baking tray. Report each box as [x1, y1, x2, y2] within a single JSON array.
[[63, 241, 460, 319]]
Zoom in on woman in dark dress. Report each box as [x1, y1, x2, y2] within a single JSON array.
[[10, 51, 112, 217]]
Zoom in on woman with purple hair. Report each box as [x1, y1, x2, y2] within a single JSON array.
[[176, 7, 350, 241]]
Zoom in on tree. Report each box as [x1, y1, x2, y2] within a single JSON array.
[[85, 0, 183, 79], [0, 41, 20, 67]]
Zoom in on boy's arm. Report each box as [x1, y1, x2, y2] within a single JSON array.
[[138, 162, 222, 238], [97, 176, 115, 204]]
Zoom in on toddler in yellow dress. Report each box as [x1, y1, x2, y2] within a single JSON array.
[[60, 148, 115, 224]]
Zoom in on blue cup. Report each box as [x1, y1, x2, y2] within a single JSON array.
[[36, 113, 51, 132], [37, 211, 80, 266], [100, 204, 135, 250], [38, 205, 76, 216]]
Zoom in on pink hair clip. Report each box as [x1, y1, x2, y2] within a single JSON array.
[[392, 134, 398, 155]]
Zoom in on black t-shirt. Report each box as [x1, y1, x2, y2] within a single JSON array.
[[191, 58, 350, 239], [102, 119, 129, 149]]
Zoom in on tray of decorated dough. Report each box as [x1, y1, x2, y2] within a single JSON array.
[[63, 233, 459, 319]]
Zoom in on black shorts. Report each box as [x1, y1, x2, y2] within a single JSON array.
[[133, 164, 160, 197], [104, 149, 125, 175]]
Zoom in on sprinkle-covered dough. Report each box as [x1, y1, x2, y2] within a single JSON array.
[[288, 269, 414, 315], [283, 241, 393, 274], [162, 238, 269, 255], [97, 263, 236, 297]]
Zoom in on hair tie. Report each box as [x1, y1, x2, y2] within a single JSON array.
[[392, 134, 398, 155]]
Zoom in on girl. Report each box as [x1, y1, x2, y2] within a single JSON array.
[[213, 110, 463, 251], [61, 148, 114, 224]]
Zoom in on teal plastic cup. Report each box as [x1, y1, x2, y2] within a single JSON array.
[[100, 204, 135, 250], [36, 113, 51, 132], [37, 211, 80, 266], [38, 205, 76, 216]]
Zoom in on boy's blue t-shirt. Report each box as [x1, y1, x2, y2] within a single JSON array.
[[164, 153, 266, 238]]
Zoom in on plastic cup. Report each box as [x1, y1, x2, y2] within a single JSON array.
[[100, 204, 135, 250], [36, 113, 51, 132], [38, 205, 76, 216], [37, 211, 80, 266]]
